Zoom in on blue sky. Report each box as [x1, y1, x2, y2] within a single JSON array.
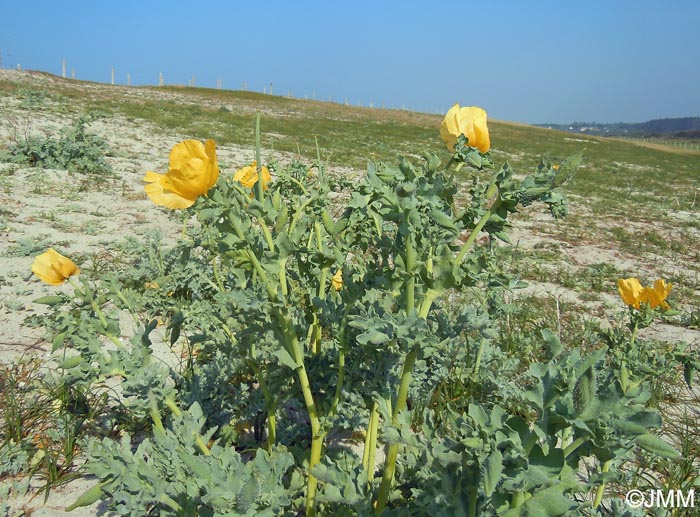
[[2, 0, 699, 123]]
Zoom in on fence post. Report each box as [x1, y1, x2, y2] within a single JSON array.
[[127, 73, 131, 86], [159, 72, 164, 86], [111, 67, 115, 85], [62, 59, 66, 78], [71, 68, 75, 79]]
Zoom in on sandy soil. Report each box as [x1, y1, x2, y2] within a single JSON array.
[[1, 69, 698, 515]]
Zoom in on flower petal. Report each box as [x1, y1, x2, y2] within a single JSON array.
[[144, 171, 195, 209], [468, 106, 491, 152], [648, 279, 672, 309], [31, 248, 80, 285], [618, 277, 643, 308], [440, 104, 490, 153], [233, 161, 272, 190], [144, 140, 219, 209]]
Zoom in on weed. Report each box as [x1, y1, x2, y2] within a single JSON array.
[[0, 115, 112, 175]]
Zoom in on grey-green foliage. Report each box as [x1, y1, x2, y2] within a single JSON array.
[[0, 115, 112, 174], [0, 440, 29, 477], [84, 402, 296, 516], [38, 287, 177, 429], [35, 142, 688, 515]]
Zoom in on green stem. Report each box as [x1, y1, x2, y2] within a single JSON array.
[[289, 197, 315, 235], [258, 217, 275, 252], [362, 401, 380, 488], [511, 492, 525, 508], [164, 399, 211, 455], [254, 113, 263, 202], [375, 348, 419, 513], [315, 136, 324, 182], [329, 348, 346, 417], [249, 342, 277, 449], [279, 312, 323, 516], [212, 257, 225, 292], [456, 182, 499, 264], [311, 222, 328, 355], [279, 258, 289, 298], [473, 338, 486, 377], [629, 320, 639, 346], [283, 172, 308, 194], [328, 307, 350, 418], [593, 460, 612, 509], [418, 288, 438, 319], [90, 299, 124, 349], [563, 437, 586, 458], [468, 486, 478, 517], [405, 233, 416, 313]]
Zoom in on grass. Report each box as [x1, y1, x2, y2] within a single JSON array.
[[1, 70, 697, 315], [1, 70, 697, 331], [0, 70, 699, 508]]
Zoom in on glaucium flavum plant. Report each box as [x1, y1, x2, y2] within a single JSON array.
[[39, 105, 688, 516]]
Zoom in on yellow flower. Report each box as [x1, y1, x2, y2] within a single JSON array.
[[331, 269, 343, 291], [31, 248, 80, 285], [440, 104, 490, 153], [643, 279, 673, 309], [552, 164, 561, 170], [145, 281, 159, 289], [144, 139, 219, 209], [618, 277, 644, 308], [233, 161, 272, 190], [618, 277, 672, 309]]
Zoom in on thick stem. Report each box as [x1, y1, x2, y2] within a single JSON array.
[[279, 313, 323, 516], [259, 217, 275, 252], [375, 348, 418, 513], [362, 401, 380, 488], [310, 222, 328, 355], [405, 233, 416, 313], [563, 436, 586, 458], [468, 486, 478, 517], [249, 342, 277, 449], [456, 182, 499, 264], [418, 289, 438, 319], [593, 460, 612, 509], [629, 320, 639, 346], [511, 492, 525, 508], [212, 257, 225, 292], [254, 113, 264, 202], [279, 258, 289, 298]]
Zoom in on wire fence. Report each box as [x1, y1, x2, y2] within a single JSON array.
[[616, 136, 700, 152], [1, 59, 444, 115]]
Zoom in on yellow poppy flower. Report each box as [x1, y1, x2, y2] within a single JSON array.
[[618, 277, 644, 308], [440, 104, 490, 153], [618, 277, 672, 309], [331, 269, 343, 291], [31, 248, 80, 286], [642, 279, 673, 309], [144, 139, 219, 209], [233, 161, 272, 190]]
